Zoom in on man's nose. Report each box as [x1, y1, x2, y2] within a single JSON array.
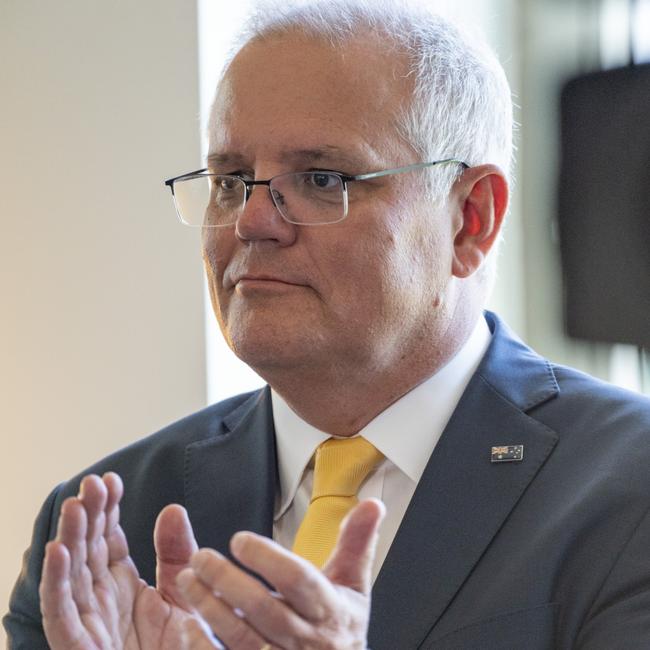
[[235, 183, 297, 246]]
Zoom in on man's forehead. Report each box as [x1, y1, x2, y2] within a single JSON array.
[[215, 28, 411, 109], [207, 30, 413, 169]]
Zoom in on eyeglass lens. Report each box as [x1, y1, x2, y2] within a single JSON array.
[[171, 172, 347, 227]]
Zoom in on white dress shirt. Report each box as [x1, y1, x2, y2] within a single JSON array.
[[272, 316, 492, 583]]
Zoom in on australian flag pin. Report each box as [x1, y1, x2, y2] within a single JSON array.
[[491, 445, 524, 463]]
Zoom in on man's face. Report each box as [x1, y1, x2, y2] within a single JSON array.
[[203, 32, 459, 380]]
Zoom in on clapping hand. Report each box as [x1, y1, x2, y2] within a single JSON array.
[[177, 499, 385, 650], [39, 473, 199, 649], [39, 473, 384, 650]]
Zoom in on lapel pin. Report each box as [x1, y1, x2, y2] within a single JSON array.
[[491, 445, 524, 463]]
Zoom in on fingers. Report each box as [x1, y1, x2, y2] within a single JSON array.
[[178, 547, 314, 649], [79, 475, 109, 579], [80, 475, 107, 544], [154, 504, 199, 606], [155, 504, 199, 564], [56, 496, 96, 615], [40, 541, 92, 649], [49, 474, 130, 616], [322, 498, 386, 595], [177, 562, 276, 650], [41, 539, 116, 649], [75, 473, 129, 579], [221, 500, 384, 627], [179, 530, 377, 650], [103, 471, 123, 514], [41, 472, 142, 650], [229, 533, 337, 621], [102, 473, 130, 565]]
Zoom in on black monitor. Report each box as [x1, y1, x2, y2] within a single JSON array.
[[558, 63, 650, 349]]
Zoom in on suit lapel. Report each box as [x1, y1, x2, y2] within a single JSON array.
[[369, 314, 560, 649], [184, 387, 277, 559]]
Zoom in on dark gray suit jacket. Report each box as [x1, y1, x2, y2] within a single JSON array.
[[6, 313, 650, 648]]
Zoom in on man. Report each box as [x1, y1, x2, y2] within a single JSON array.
[[6, 1, 650, 648]]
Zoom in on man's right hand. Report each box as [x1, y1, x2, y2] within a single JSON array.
[[178, 499, 385, 649], [39, 472, 198, 649]]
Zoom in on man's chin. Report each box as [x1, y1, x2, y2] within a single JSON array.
[[230, 340, 315, 376]]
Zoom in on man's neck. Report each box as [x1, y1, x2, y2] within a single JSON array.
[[258, 318, 480, 437]]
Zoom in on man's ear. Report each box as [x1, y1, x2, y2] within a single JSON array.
[[451, 164, 509, 278]]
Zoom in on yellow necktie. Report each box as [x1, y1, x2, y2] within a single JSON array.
[[292, 436, 384, 568]]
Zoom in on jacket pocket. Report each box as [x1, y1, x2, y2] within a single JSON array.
[[421, 602, 559, 649]]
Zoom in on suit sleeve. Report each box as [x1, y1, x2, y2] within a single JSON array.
[[576, 505, 650, 648], [3, 485, 62, 650]]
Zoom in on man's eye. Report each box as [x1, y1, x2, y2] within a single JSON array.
[[216, 177, 241, 191], [306, 172, 339, 189]]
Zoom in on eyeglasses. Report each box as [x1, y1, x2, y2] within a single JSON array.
[[164, 159, 468, 228]]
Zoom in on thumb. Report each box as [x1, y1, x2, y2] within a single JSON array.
[[322, 498, 386, 595], [154, 504, 199, 605]]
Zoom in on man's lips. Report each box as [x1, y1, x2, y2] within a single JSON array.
[[227, 274, 309, 291]]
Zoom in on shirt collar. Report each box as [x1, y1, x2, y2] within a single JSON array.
[[271, 315, 492, 519], [272, 392, 330, 520]]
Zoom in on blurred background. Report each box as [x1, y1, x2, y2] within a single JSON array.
[[1, 0, 649, 641]]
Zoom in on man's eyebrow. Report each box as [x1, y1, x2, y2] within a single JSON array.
[[206, 153, 244, 168], [206, 147, 370, 170]]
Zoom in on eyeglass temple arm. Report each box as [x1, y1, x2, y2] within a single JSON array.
[[348, 159, 468, 182]]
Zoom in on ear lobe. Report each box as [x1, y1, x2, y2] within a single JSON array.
[[452, 167, 508, 279]]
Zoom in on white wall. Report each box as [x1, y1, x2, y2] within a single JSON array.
[[0, 2, 206, 641]]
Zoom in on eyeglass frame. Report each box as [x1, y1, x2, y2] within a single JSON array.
[[163, 158, 469, 227]]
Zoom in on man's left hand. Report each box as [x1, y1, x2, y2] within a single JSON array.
[[176, 499, 385, 649]]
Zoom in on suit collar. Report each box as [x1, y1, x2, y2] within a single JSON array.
[[369, 312, 560, 648], [479, 311, 559, 412]]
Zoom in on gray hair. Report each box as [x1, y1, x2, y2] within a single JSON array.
[[214, 0, 514, 200]]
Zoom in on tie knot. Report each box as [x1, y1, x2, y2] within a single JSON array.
[[312, 437, 384, 500]]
